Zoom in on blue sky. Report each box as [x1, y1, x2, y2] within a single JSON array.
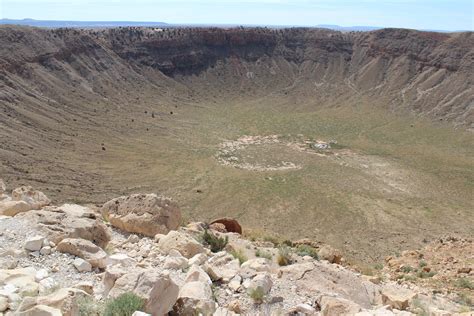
[[1, 0, 473, 31]]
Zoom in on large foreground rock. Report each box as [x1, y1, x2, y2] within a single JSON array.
[[0, 200, 31, 217], [157, 230, 205, 259], [381, 286, 417, 310], [16, 305, 62, 316], [12, 186, 51, 209], [107, 269, 179, 316], [16, 287, 89, 316], [319, 296, 362, 316], [101, 193, 181, 237], [0, 267, 39, 298], [0, 186, 50, 216], [318, 244, 343, 264], [56, 238, 107, 268], [173, 281, 216, 315], [16, 204, 110, 248]]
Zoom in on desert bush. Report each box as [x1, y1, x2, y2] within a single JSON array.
[[456, 278, 474, 290], [77, 296, 104, 316], [401, 265, 414, 273], [230, 249, 248, 264], [277, 246, 292, 266], [103, 292, 145, 316], [403, 274, 417, 282], [201, 229, 228, 252], [255, 249, 272, 260], [295, 245, 319, 260], [248, 287, 265, 304], [416, 270, 435, 279], [262, 235, 280, 246], [374, 263, 384, 270]]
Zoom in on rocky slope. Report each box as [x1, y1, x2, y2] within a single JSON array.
[[0, 25, 473, 268], [0, 180, 472, 315], [1, 26, 472, 125]]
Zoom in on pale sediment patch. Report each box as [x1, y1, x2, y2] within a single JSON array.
[[216, 135, 302, 171]]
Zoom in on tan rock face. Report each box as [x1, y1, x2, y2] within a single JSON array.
[[56, 238, 107, 268], [173, 281, 216, 315], [157, 230, 205, 259], [0, 267, 40, 299], [381, 286, 417, 310], [101, 193, 181, 237], [16, 304, 62, 316], [17, 204, 110, 248], [0, 200, 31, 216], [248, 273, 273, 295], [12, 186, 50, 209], [319, 296, 362, 316], [107, 269, 179, 316], [318, 245, 343, 264], [17, 288, 89, 316]]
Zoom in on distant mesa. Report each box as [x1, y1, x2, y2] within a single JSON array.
[[0, 18, 168, 28]]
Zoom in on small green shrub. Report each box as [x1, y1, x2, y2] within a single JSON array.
[[277, 246, 292, 266], [201, 229, 228, 253], [374, 263, 384, 270], [456, 278, 474, 290], [296, 245, 319, 260], [248, 287, 265, 304], [403, 274, 417, 282], [255, 249, 272, 260], [401, 265, 413, 273], [263, 235, 279, 246], [230, 249, 248, 264], [103, 292, 145, 316], [417, 270, 435, 279], [418, 260, 427, 268], [77, 296, 104, 316]]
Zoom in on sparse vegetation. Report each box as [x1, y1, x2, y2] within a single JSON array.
[[277, 246, 292, 266], [255, 249, 273, 260], [262, 235, 280, 246], [457, 292, 473, 308], [296, 245, 319, 260], [374, 263, 384, 270], [201, 229, 228, 253], [456, 278, 474, 290], [230, 249, 248, 264], [416, 270, 435, 279], [77, 296, 104, 316], [103, 292, 145, 316], [401, 265, 414, 273], [403, 274, 417, 282], [248, 287, 266, 304], [411, 299, 428, 316], [418, 260, 427, 268]]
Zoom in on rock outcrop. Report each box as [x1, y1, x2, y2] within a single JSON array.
[[56, 238, 107, 268], [0, 186, 50, 217], [157, 230, 205, 259], [16, 204, 110, 248], [107, 269, 179, 316], [101, 194, 181, 237], [0, 181, 471, 315]]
